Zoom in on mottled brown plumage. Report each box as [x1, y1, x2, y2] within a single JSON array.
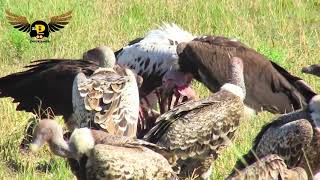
[[71, 59, 140, 137], [144, 57, 246, 179], [177, 36, 316, 114], [86, 144, 177, 180], [232, 95, 320, 178], [31, 119, 177, 180], [228, 154, 307, 180]]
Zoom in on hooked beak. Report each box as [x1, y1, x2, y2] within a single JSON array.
[[301, 66, 311, 73]]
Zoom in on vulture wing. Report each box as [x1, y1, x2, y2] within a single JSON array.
[[86, 144, 177, 180], [177, 36, 315, 113], [228, 154, 307, 180], [72, 66, 139, 137], [0, 59, 98, 119], [144, 90, 243, 159], [116, 23, 195, 95], [232, 110, 313, 172]]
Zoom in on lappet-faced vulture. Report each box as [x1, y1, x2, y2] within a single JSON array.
[[177, 36, 316, 114]]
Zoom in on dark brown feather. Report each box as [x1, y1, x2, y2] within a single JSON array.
[[177, 36, 316, 113], [0, 59, 99, 119]]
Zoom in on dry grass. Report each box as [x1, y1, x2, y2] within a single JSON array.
[[0, 0, 319, 179]]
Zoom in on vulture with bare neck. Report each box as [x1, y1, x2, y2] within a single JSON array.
[[177, 36, 316, 114], [30, 119, 177, 180], [231, 95, 320, 178], [144, 56, 246, 179]]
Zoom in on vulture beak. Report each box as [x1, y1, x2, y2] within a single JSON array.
[[301, 66, 311, 73], [30, 125, 52, 153], [30, 138, 44, 152], [302, 64, 320, 77]]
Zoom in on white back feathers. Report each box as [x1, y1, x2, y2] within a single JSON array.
[[117, 23, 195, 78]]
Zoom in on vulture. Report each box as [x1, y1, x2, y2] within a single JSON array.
[[302, 64, 320, 77], [116, 23, 196, 97], [177, 36, 316, 114], [144, 56, 246, 179], [227, 154, 307, 180], [30, 119, 178, 180], [69, 47, 140, 137], [231, 94, 320, 178]]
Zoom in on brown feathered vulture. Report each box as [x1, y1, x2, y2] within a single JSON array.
[[227, 154, 307, 180], [144, 56, 246, 179], [30, 119, 178, 180], [177, 36, 316, 114], [231, 95, 320, 178]]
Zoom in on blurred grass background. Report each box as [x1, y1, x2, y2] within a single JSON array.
[[0, 0, 319, 179]]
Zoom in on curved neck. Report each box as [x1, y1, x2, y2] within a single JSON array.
[[48, 134, 77, 159], [228, 58, 246, 97]]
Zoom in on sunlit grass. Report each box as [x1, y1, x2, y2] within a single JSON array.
[[0, 0, 319, 179]]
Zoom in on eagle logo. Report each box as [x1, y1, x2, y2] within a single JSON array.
[[5, 10, 72, 42]]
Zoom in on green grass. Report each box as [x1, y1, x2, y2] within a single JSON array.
[[0, 0, 319, 179]]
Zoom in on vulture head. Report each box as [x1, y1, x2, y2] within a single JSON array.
[[161, 70, 197, 101], [302, 64, 320, 77], [176, 42, 216, 92], [30, 119, 76, 159], [83, 46, 116, 68]]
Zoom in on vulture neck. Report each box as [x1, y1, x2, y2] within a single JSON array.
[[48, 136, 75, 159], [221, 57, 246, 100], [308, 95, 320, 128], [31, 121, 95, 160]]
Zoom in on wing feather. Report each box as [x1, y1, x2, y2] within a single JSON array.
[[232, 115, 313, 174], [48, 11, 72, 32], [5, 10, 30, 32], [72, 67, 139, 137]]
